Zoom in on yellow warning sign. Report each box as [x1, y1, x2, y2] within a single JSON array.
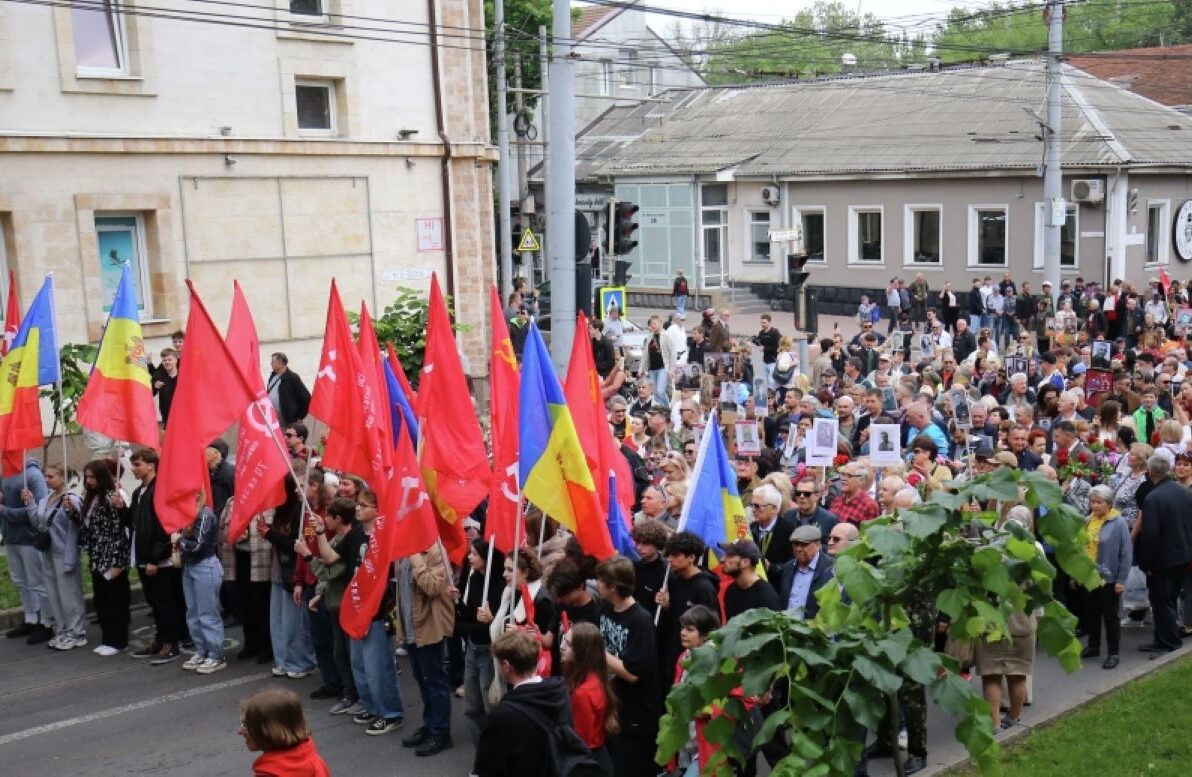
[[517, 228, 541, 252]]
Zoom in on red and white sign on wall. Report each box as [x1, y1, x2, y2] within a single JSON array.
[[416, 217, 444, 252]]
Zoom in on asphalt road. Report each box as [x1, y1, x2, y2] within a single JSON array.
[[0, 601, 1185, 777], [0, 608, 476, 777]]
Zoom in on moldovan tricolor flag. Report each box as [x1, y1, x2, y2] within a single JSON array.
[[417, 274, 490, 564], [0, 276, 58, 476], [155, 282, 256, 533], [76, 265, 159, 450], [225, 282, 289, 542], [676, 411, 747, 568], [518, 323, 614, 560], [486, 285, 521, 553]]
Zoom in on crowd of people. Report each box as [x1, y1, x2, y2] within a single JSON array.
[[4, 272, 1192, 777]]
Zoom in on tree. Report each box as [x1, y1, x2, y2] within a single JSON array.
[[657, 468, 1101, 776], [484, 0, 569, 134], [347, 287, 465, 382], [40, 342, 99, 459], [699, 1, 923, 83]]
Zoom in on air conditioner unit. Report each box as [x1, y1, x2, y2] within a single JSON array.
[[761, 187, 781, 206], [1070, 179, 1104, 204]]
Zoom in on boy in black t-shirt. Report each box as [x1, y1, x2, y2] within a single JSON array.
[[597, 556, 661, 777], [720, 539, 781, 621], [631, 519, 669, 618], [655, 532, 720, 686], [545, 558, 602, 675]]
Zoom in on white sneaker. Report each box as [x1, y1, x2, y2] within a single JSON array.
[[286, 668, 314, 679], [395, 646, 408, 656], [182, 654, 205, 671], [47, 635, 64, 650], [69, 635, 88, 649], [270, 666, 288, 677], [95, 645, 122, 657], [196, 657, 227, 674]]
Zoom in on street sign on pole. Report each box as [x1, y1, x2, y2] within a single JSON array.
[[517, 228, 541, 252]]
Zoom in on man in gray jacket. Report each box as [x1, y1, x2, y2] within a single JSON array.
[[0, 460, 51, 643]]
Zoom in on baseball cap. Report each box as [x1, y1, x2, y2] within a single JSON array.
[[991, 451, 1018, 468], [719, 540, 761, 564], [1072, 363, 1088, 376], [790, 525, 822, 544]]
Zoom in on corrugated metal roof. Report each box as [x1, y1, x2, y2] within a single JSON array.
[[574, 61, 1192, 180]]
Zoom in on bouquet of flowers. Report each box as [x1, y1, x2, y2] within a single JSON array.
[[1056, 437, 1118, 485]]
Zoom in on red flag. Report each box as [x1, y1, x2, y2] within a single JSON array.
[[385, 343, 417, 406], [564, 310, 634, 524], [486, 285, 521, 554], [1160, 267, 1172, 297], [317, 285, 387, 489], [2, 271, 19, 356], [155, 282, 256, 533], [226, 283, 289, 541], [356, 303, 395, 481], [417, 274, 490, 564], [339, 407, 438, 639], [309, 281, 351, 425]]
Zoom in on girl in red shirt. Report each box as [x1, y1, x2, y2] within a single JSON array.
[[561, 621, 619, 773]]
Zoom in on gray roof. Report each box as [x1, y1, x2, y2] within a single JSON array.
[[574, 61, 1192, 180]]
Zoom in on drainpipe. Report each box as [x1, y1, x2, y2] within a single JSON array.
[[427, 0, 456, 297]]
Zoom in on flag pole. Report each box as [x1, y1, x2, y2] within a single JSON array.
[[507, 493, 523, 629], [255, 399, 315, 519], [56, 381, 68, 470], [480, 539, 495, 608]]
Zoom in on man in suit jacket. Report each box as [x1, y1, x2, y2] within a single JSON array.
[[1135, 455, 1192, 655], [775, 526, 836, 620], [783, 475, 839, 543], [748, 484, 795, 571], [266, 352, 312, 426]]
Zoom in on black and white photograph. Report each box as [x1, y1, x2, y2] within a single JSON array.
[[870, 423, 902, 466], [810, 417, 839, 457], [949, 387, 972, 430], [1090, 340, 1113, 364], [735, 419, 761, 456]]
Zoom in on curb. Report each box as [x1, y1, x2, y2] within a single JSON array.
[[0, 584, 146, 631], [931, 648, 1191, 776]]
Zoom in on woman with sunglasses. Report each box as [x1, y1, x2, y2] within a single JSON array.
[[907, 435, 952, 499]]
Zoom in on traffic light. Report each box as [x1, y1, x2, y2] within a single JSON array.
[[787, 252, 810, 287], [613, 202, 639, 256], [613, 259, 632, 286]]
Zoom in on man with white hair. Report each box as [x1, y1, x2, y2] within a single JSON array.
[[1003, 372, 1035, 410], [826, 523, 860, 557], [748, 483, 795, 571], [877, 476, 906, 516], [894, 487, 921, 510]]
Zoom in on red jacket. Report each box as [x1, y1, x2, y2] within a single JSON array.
[[570, 673, 607, 750], [252, 738, 330, 777]]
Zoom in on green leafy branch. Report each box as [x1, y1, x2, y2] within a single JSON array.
[[657, 468, 1102, 776], [347, 286, 468, 381]]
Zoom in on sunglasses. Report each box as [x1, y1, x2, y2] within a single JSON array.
[[749, 502, 767, 509], [796, 491, 816, 497]]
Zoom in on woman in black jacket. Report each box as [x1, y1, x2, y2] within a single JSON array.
[[264, 475, 317, 678], [458, 538, 506, 742], [80, 459, 130, 655]]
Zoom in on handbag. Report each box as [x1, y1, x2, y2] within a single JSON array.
[[33, 495, 65, 552]]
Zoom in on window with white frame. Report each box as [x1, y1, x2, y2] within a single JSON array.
[[905, 206, 941, 264], [969, 206, 1008, 266], [1031, 203, 1079, 269], [296, 80, 335, 132], [617, 50, 638, 89], [798, 209, 825, 263], [599, 62, 612, 96], [1146, 201, 1170, 265], [72, 1, 127, 75], [289, 0, 322, 14], [748, 212, 772, 263], [849, 207, 883, 263], [95, 215, 151, 315]]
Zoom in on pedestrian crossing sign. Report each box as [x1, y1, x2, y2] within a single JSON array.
[[517, 228, 540, 252]]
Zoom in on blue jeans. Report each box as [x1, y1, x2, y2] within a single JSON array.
[[649, 368, 669, 405], [463, 642, 496, 742], [674, 294, 687, 314], [270, 582, 316, 673], [307, 590, 341, 691], [408, 639, 452, 737], [969, 313, 982, 332], [350, 621, 405, 720], [182, 557, 224, 660]]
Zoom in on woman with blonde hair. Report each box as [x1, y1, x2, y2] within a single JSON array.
[[239, 688, 329, 776], [663, 481, 688, 517], [760, 471, 793, 513], [658, 451, 690, 485]]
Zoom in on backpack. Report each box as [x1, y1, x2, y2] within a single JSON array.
[[505, 698, 604, 777], [772, 362, 796, 386]]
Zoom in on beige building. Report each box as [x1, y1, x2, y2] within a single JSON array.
[[0, 1, 495, 391]]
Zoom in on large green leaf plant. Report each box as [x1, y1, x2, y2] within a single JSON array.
[[657, 468, 1102, 776]]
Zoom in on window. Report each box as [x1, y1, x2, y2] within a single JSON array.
[[749, 212, 772, 263], [849, 207, 883, 263], [1031, 203, 1078, 269], [296, 80, 334, 132], [95, 215, 150, 315], [1146, 201, 1170, 265], [617, 50, 638, 89], [72, 1, 126, 74], [289, 0, 322, 14], [969, 206, 1007, 266], [1060, 207, 1077, 267], [599, 62, 612, 96], [799, 209, 825, 263], [700, 185, 728, 287], [905, 206, 941, 264], [647, 67, 658, 95]]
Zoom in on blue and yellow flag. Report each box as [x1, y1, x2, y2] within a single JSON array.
[[677, 412, 747, 567], [0, 276, 58, 473], [518, 324, 614, 559], [76, 266, 158, 449]]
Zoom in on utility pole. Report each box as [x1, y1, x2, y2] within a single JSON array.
[[494, 0, 514, 300], [539, 25, 551, 288], [514, 55, 533, 279], [1042, 0, 1064, 297], [547, 0, 576, 372]]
